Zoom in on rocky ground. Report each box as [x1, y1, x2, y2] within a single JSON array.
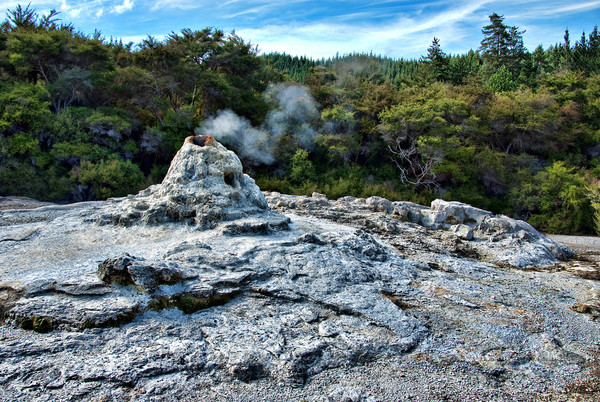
[[0, 137, 599, 401], [0, 196, 53, 211], [549, 235, 600, 279]]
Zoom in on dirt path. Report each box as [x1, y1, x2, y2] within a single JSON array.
[[0, 196, 54, 211], [548, 234, 600, 281], [548, 234, 600, 255]]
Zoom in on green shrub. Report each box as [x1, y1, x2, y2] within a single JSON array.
[[74, 159, 147, 199], [510, 161, 595, 233], [287, 149, 316, 184], [0, 160, 47, 198], [488, 65, 515, 92], [6, 132, 38, 156], [0, 83, 51, 134]]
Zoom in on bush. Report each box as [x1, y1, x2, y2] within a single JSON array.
[[0, 83, 51, 135], [510, 161, 595, 233], [74, 159, 147, 199], [0, 160, 47, 198], [287, 149, 316, 184], [488, 65, 515, 92]]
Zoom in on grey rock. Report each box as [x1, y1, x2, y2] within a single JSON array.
[[327, 386, 365, 402], [366, 196, 392, 213], [220, 215, 290, 235], [473, 215, 573, 267], [265, 192, 571, 268], [391, 201, 426, 223], [452, 224, 474, 241], [0, 137, 597, 401], [98, 254, 185, 291], [430, 199, 492, 225], [418, 199, 492, 228]]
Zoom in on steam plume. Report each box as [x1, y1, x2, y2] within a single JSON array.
[[196, 110, 276, 165], [197, 84, 320, 165]]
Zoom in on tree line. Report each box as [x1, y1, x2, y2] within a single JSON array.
[[1, 5, 599, 234]]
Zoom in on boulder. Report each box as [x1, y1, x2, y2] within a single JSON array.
[[452, 224, 474, 241], [391, 201, 427, 223], [473, 215, 573, 266], [98, 254, 185, 291], [366, 196, 393, 213], [426, 199, 492, 227]]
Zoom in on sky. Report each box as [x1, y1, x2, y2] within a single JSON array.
[[1, 0, 599, 59]]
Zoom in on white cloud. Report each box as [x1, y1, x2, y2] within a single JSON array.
[[60, 0, 84, 18], [225, 6, 270, 19], [2, 0, 595, 60], [238, 0, 492, 59], [0, 0, 113, 21], [506, 0, 600, 18], [113, 0, 134, 14], [150, 0, 203, 11]]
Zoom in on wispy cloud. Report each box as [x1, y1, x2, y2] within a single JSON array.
[[0, 0, 126, 21], [60, 0, 84, 18], [225, 5, 270, 19], [150, 0, 204, 11], [112, 0, 134, 14], [507, 0, 600, 18], [238, 0, 491, 58], [1, 0, 597, 59]]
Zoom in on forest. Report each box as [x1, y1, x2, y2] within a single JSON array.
[[1, 5, 600, 234]]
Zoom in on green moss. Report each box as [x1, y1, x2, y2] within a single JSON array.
[[175, 293, 234, 314], [146, 296, 171, 311], [32, 316, 52, 333], [18, 317, 33, 330], [18, 315, 53, 333]]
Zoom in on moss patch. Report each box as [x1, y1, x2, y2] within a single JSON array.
[[19, 315, 53, 333]]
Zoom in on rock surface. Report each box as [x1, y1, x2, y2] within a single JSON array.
[[0, 138, 599, 401], [265, 192, 573, 268]]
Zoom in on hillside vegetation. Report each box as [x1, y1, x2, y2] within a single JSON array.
[[1, 5, 600, 234]]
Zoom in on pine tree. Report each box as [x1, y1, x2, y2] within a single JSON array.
[[562, 28, 572, 70], [421, 37, 449, 81], [480, 13, 511, 64], [479, 13, 525, 76]]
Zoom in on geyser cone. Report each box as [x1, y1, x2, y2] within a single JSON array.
[[96, 135, 270, 228]]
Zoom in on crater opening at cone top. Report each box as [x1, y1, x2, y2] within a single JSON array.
[[184, 135, 214, 147]]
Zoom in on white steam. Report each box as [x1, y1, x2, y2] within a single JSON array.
[[197, 84, 320, 165], [196, 110, 276, 165]]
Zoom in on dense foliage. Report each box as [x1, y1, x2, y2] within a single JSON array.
[[1, 5, 600, 234]]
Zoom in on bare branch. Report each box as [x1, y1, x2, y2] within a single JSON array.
[[385, 135, 439, 190]]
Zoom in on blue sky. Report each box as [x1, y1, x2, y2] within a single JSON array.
[[2, 1, 599, 59]]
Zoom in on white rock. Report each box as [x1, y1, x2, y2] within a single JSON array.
[[452, 224, 474, 241], [0, 138, 593, 401], [366, 196, 392, 213], [430, 199, 492, 225]]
